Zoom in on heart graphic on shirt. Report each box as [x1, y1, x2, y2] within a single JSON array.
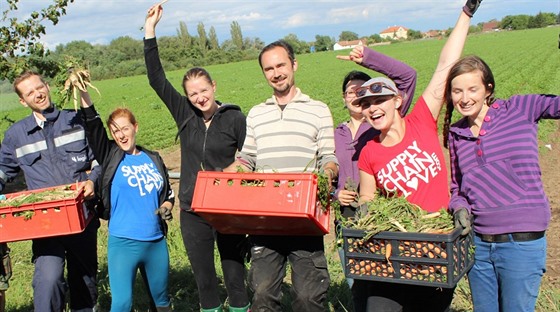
[[406, 177, 418, 190], [145, 183, 154, 193]]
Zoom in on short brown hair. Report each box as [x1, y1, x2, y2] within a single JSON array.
[[13, 71, 48, 97]]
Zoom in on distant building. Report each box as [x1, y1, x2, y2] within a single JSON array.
[[379, 26, 409, 40], [482, 21, 500, 32], [423, 29, 444, 39], [333, 39, 367, 51]]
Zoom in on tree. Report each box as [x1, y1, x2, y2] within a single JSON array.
[[368, 34, 383, 44], [176, 21, 193, 48], [282, 33, 309, 55], [230, 21, 244, 50], [528, 12, 557, 29], [500, 14, 531, 30], [1, 0, 75, 81], [54, 41, 95, 62], [468, 25, 483, 34], [407, 29, 423, 40], [107, 36, 142, 61], [197, 22, 208, 54], [242, 37, 264, 51], [314, 35, 334, 52], [339, 31, 359, 42], [208, 26, 219, 50]]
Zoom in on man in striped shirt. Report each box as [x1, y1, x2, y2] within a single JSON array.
[[226, 40, 338, 312]]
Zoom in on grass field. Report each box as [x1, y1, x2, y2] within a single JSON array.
[[2, 26, 560, 311]]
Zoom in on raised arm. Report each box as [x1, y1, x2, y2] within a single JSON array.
[[143, 2, 194, 125], [422, 1, 479, 119], [78, 90, 112, 166], [337, 45, 417, 116]]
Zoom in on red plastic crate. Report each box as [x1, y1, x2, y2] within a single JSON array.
[[191, 171, 330, 236], [0, 184, 92, 243]]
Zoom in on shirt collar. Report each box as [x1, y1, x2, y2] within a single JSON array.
[[265, 88, 310, 105], [449, 101, 500, 137], [32, 112, 46, 129]]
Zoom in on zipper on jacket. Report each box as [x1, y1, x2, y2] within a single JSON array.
[[201, 120, 209, 169]]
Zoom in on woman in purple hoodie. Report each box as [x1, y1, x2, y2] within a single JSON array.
[[443, 55, 559, 312]]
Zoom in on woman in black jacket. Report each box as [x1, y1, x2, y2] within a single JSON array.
[[79, 90, 175, 312], [142, 3, 250, 312]]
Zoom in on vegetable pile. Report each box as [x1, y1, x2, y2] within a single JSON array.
[[341, 193, 454, 239], [0, 185, 77, 208]]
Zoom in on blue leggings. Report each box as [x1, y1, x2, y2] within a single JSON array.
[[108, 235, 170, 311]]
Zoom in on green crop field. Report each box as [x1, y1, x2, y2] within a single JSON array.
[[2, 26, 559, 311]]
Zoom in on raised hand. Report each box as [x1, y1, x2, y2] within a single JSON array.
[[463, 0, 482, 17], [336, 45, 366, 64], [144, 1, 166, 37]]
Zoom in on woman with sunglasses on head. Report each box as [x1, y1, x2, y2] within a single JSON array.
[[442, 55, 559, 312], [334, 46, 417, 228], [354, 1, 481, 311], [334, 46, 416, 311], [143, 3, 250, 312]]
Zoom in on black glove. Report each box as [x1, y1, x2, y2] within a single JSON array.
[[156, 206, 173, 221], [463, 0, 482, 17], [453, 208, 472, 236]]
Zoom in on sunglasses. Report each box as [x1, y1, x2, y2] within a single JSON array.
[[355, 82, 397, 98]]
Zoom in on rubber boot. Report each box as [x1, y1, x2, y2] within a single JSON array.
[[201, 306, 223, 312], [229, 304, 251, 312]]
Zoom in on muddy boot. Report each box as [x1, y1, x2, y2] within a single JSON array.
[[229, 304, 251, 312], [156, 307, 171, 312]]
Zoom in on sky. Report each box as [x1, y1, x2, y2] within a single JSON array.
[[2, 0, 559, 50]]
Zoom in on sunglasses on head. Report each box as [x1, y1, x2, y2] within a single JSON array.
[[355, 82, 397, 98]]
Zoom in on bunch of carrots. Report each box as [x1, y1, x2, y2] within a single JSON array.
[[341, 192, 455, 240], [0, 185, 76, 208]]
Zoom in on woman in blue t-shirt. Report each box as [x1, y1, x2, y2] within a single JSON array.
[[79, 90, 175, 312]]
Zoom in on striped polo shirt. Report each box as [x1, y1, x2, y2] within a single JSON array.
[[448, 94, 559, 235], [238, 88, 338, 173]]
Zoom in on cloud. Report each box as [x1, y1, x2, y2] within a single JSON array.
[[2, 0, 557, 49]]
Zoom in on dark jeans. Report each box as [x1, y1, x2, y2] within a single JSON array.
[[31, 217, 99, 312], [180, 210, 250, 309], [249, 235, 330, 312], [352, 279, 454, 312]]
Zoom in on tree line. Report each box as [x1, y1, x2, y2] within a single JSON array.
[[1, 0, 558, 84]]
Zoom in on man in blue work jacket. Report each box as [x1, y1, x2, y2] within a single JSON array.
[[0, 71, 100, 312]]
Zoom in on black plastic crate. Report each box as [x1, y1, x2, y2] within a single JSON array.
[[342, 227, 474, 288]]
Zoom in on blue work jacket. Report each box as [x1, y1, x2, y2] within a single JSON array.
[[0, 106, 100, 192]]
